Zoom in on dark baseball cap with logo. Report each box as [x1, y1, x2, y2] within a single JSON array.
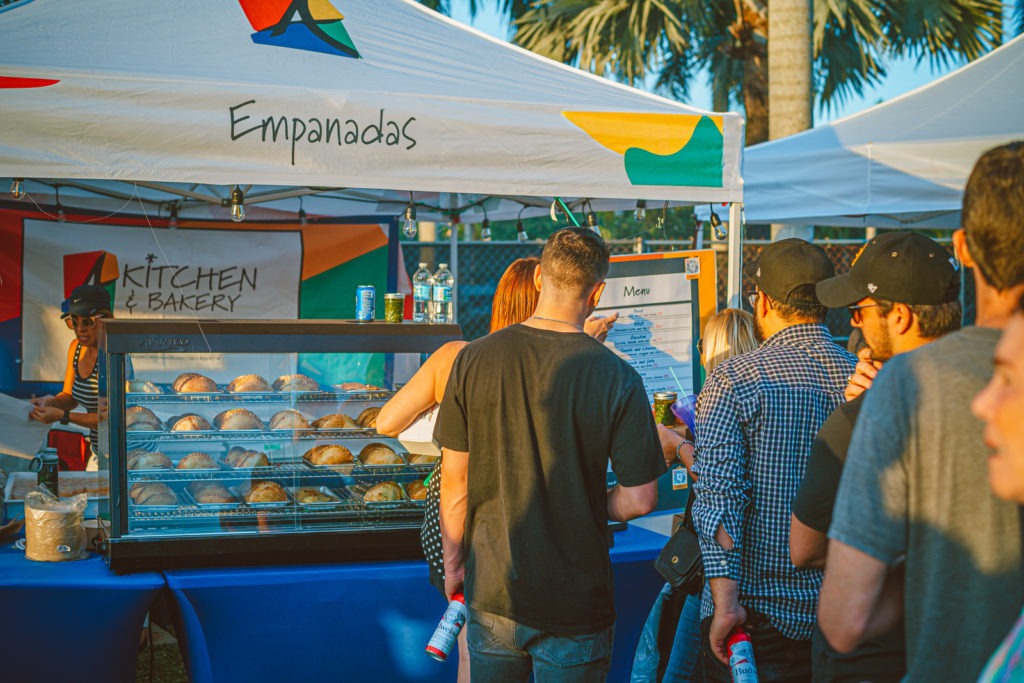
[[61, 285, 112, 318], [816, 231, 960, 308], [749, 238, 835, 305]]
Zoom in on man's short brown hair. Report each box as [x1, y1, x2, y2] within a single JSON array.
[[963, 141, 1024, 290], [540, 228, 610, 293]]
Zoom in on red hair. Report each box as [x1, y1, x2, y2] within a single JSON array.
[[489, 257, 540, 333]]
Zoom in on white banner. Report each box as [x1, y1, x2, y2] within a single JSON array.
[[21, 221, 301, 382]]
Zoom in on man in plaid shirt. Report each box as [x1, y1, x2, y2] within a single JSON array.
[[692, 239, 855, 682]]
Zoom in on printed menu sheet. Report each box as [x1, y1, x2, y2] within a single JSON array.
[[595, 256, 701, 399]]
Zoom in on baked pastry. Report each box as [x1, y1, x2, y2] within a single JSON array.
[[224, 447, 270, 468], [188, 482, 235, 504], [273, 374, 319, 392], [129, 482, 177, 506], [408, 453, 440, 465], [335, 381, 386, 391], [244, 480, 287, 503], [172, 373, 219, 393], [170, 413, 213, 431], [127, 379, 162, 394], [363, 481, 403, 502], [126, 405, 162, 431], [406, 480, 428, 501], [312, 413, 358, 429], [303, 444, 354, 466], [226, 374, 272, 393], [296, 488, 335, 504], [127, 450, 173, 470], [359, 443, 402, 465], [269, 409, 311, 430], [356, 406, 381, 429], [213, 408, 264, 430], [176, 452, 218, 469]]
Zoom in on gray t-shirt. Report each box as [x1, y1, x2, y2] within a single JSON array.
[[830, 326, 1023, 682]]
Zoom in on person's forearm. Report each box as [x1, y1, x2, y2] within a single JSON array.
[[607, 481, 657, 522], [67, 411, 98, 431], [710, 576, 741, 617], [48, 393, 77, 410], [862, 564, 904, 640], [439, 450, 469, 596]]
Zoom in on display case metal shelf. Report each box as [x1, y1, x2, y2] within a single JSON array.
[[98, 319, 460, 572]]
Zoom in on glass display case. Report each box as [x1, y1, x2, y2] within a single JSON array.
[[98, 319, 461, 572]]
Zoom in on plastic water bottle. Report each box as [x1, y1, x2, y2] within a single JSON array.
[[727, 629, 759, 683], [412, 262, 433, 323], [431, 263, 454, 324], [425, 593, 467, 661]]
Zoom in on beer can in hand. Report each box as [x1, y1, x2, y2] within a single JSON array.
[[426, 593, 467, 662], [727, 628, 759, 683]]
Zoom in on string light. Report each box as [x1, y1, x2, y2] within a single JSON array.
[[168, 204, 178, 230], [298, 197, 307, 226], [634, 199, 647, 223], [229, 185, 245, 223], [402, 194, 418, 238], [585, 201, 600, 234], [709, 204, 726, 240], [10, 178, 25, 200], [480, 206, 491, 241], [516, 205, 529, 242], [55, 185, 65, 223]]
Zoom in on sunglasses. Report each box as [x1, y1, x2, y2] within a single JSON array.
[[64, 315, 100, 329], [847, 303, 879, 324], [745, 291, 759, 310]]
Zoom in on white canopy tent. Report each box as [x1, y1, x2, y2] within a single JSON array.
[[739, 34, 1024, 228]]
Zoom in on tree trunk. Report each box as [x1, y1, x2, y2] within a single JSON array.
[[768, 0, 813, 241]]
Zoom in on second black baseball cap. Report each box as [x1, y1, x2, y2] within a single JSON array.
[[816, 231, 960, 308], [750, 238, 835, 305]]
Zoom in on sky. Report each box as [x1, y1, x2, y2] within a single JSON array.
[[447, 3, 998, 125]]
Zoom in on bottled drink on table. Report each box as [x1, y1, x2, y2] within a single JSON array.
[[412, 262, 433, 323], [425, 593, 467, 661], [430, 263, 454, 324], [727, 628, 759, 683], [31, 446, 60, 498]]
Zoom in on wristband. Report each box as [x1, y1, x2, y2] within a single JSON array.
[[60, 409, 70, 425], [674, 439, 695, 463]]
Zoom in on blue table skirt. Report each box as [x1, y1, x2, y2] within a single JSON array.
[[0, 545, 165, 683], [164, 523, 668, 682]]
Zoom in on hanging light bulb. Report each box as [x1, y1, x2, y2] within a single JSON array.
[[230, 185, 245, 223], [709, 204, 726, 240], [516, 219, 529, 243], [168, 205, 179, 230], [297, 197, 307, 226], [585, 211, 600, 234], [402, 203, 418, 239], [633, 200, 647, 223], [10, 178, 25, 200], [57, 204, 66, 223], [480, 217, 491, 241]]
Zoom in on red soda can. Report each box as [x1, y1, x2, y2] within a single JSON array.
[[727, 629, 759, 683], [425, 593, 467, 662]]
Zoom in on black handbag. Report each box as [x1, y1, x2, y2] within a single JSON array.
[[654, 492, 704, 595]]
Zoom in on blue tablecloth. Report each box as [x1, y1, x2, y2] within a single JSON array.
[[0, 545, 165, 683], [164, 522, 668, 682]]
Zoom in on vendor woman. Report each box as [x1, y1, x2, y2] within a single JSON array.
[[30, 284, 112, 471]]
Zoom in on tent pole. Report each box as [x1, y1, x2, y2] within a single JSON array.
[[727, 203, 743, 310]]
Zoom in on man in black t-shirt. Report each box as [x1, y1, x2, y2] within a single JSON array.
[[790, 231, 962, 682], [434, 228, 665, 682]]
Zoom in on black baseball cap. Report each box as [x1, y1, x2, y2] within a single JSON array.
[[61, 285, 112, 318], [816, 232, 960, 308], [749, 238, 834, 304]]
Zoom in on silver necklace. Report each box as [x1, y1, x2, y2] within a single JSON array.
[[529, 315, 584, 333]]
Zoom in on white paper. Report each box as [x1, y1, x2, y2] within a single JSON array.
[[0, 394, 52, 461], [397, 405, 441, 457]]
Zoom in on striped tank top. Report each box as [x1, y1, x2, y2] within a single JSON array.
[[70, 342, 100, 454]]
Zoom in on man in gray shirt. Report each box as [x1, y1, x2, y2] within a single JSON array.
[[819, 141, 1024, 681]]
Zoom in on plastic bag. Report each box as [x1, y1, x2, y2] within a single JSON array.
[[24, 485, 88, 562]]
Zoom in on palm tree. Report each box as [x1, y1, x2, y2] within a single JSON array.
[[477, 0, 1004, 145]]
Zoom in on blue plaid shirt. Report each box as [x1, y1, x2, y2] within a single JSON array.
[[692, 323, 855, 640]]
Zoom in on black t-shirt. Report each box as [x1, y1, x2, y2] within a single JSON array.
[[792, 395, 864, 532], [793, 394, 905, 682], [434, 324, 665, 633]]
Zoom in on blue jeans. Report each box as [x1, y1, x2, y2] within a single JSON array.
[[467, 608, 614, 683], [631, 584, 701, 682]]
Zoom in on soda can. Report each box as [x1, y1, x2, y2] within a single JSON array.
[[425, 593, 467, 662], [355, 285, 376, 322]]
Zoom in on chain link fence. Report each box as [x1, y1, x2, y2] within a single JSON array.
[[402, 238, 968, 343]]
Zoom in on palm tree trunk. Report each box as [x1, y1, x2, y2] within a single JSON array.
[[767, 0, 812, 140]]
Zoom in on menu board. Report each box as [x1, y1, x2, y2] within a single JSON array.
[[595, 254, 703, 398]]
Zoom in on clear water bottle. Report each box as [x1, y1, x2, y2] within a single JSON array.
[[412, 262, 433, 323], [431, 263, 454, 324]]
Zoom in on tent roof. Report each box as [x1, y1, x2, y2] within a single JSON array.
[[0, 0, 743, 221], [740, 34, 1024, 228]]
